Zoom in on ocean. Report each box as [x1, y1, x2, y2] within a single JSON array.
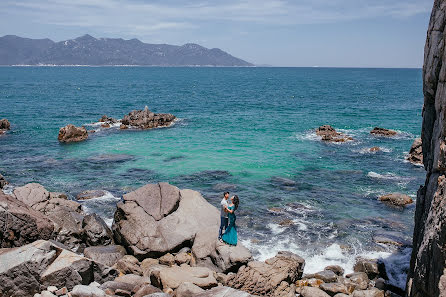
[[0, 66, 425, 288]]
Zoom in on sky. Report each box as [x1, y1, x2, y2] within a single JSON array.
[[0, 0, 434, 67]]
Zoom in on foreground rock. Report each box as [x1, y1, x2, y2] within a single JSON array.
[[407, 138, 423, 165], [315, 125, 353, 142], [58, 124, 88, 143], [113, 182, 220, 258], [154, 266, 218, 290], [0, 240, 118, 297], [407, 2, 446, 296], [227, 251, 305, 296], [370, 127, 397, 136], [378, 193, 413, 207], [121, 106, 176, 129], [0, 118, 10, 134], [0, 192, 54, 247]]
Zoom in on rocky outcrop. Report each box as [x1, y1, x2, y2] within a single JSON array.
[[378, 193, 413, 207], [226, 251, 305, 297], [370, 127, 397, 136], [99, 115, 117, 124], [407, 1, 446, 296], [407, 138, 423, 165], [112, 182, 220, 259], [0, 240, 118, 297], [0, 118, 10, 134], [0, 173, 8, 189], [0, 192, 54, 247], [315, 125, 353, 142], [58, 124, 88, 143], [121, 106, 176, 129]]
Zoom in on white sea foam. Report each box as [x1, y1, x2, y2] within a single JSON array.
[[354, 147, 393, 154], [80, 190, 121, 227], [1, 184, 14, 195]]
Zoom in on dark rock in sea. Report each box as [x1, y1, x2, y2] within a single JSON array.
[[226, 251, 304, 296], [0, 240, 118, 296], [0, 192, 54, 248], [58, 124, 88, 143], [370, 147, 381, 152], [84, 245, 127, 267], [378, 193, 413, 206], [179, 170, 232, 183], [270, 176, 297, 187], [279, 219, 294, 226], [77, 189, 108, 200], [373, 231, 411, 247], [163, 155, 186, 162], [316, 125, 353, 142], [0, 118, 10, 135], [112, 183, 220, 259], [212, 183, 238, 191], [0, 173, 8, 188], [406, 138, 423, 165], [99, 115, 117, 124], [120, 168, 157, 180], [120, 124, 128, 129], [121, 106, 175, 129], [370, 127, 397, 137], [87, 154, 135, 164], [101, 123, 110, 128], [353, 257, 387, 280], [82, 213, 114, 246]]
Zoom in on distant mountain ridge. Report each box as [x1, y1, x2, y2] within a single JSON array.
[[0, 34, 253, 66]]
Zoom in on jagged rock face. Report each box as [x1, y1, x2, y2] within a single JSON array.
[[407, 138, 423, 165], [58, 124, 88, 143], [407, 1, 446, 296], [121, 106, 176, 129]]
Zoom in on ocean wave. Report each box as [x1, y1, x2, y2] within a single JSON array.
[[353, 147, 393, 154], [80, 190, 121, 227]]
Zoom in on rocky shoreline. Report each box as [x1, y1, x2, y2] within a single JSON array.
[[0, 179, 408, 297]]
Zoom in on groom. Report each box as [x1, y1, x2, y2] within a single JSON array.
[[218, 191, 230, 240]]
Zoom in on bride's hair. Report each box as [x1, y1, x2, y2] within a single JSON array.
[[233, 195, 239, 210]]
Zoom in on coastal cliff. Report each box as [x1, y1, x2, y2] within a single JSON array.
[[406, 1, 446, 296]]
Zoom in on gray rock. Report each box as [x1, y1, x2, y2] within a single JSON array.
[[82, 213, 114, 246], [175, 282, 204, 297], [114, 255, 142, 275], [84, 245, 127, 267], [13, 183, 50, 211], [353, 257, 386, 280], [58, 124, 88, 143], [41, 291, 57, 297], [113, 183, 219, 259], [324, 265, 345, 276], [0, 192, 54, 248], [407, 138, 423, 165], [307, 270, 338, 283], [195, 286, 255, 297], [300, 287, 331, 297], [352, 288, 384, 297], [71, 284, 106, 297], [0, 173, 8, 188], [157, 266, 218, 290]]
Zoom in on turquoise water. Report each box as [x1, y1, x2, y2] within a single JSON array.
[[0, 67, 424, 286]]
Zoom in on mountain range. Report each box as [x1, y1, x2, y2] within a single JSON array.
[[0, 34, 253, 66]]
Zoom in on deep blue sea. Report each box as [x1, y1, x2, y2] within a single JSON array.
[[0, 67, 425, 288]]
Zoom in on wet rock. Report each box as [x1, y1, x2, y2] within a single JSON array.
[[76, 190, 108, 200], [316, 125, 353, 142], [120, 124, 128, 130], [114, 255, 142, 275], [378, 193, 413, 207], [0, 192, 54, 248], [306, 270, 338, 283], [113, 183, 219, 259], [320, 283, 349, 296], [296, 278, 325, 288], [84, 245, 127, 267], [82, 213, 114, 246], [175, 282, 205, 297], [101, 123, 110, 128], [300, 287, 331, 297], [0, 173, 8, 188], [121, 106, 175, 129], [370, 127, 397, 137], [58, 124, 88, 143], [99, 115, 117, 124], [192, 226, 252, 273], [406, 138, 423, 165], [353, 257, 387, 280], [370, 147, 381, 152], [352, 288, 384, 297], [0, 118, 10, 131], [155, 266, 217, 290], [325, 265, 345, 276], [0, 240, 118, 296], [226, 251, 305, 296]]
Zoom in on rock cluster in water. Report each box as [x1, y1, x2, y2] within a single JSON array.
[[406, 1, 446, 296], [315, 125, 353, 142], [0, 118, 10, 135], [58, 124, 89, 143], [0, 180, 404, 297], [370, 127, 397, 137], [121, 106, 176, 130]]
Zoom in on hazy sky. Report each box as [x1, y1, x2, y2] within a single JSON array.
[[0, 0, 433, 67]]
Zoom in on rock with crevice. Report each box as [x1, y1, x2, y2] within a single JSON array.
[[82, 213, 114, 246], [407, 138, 423, 165], [121, 106, 176, 129], [58, 124, 88, 143]]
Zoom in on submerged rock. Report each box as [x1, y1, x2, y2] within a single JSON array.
[[58, 124, 88, 143], [378, 193, 413, 207], [0, 118, 10, 134], [370, 147, 381, 152], [370, 127, 397, 137], [316, 125, 353, 142], [121, 106, 175, 129], [406, 138, 423, 165]]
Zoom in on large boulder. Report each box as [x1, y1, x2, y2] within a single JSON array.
[[407, 138, 423, 165], [227, 251, 305, 297], [378, 193, 413, 207], [84, 245, 127, 267], [155, 266, 217, 290], [0, 240, 118, 297], [58, 124, 88, 143], [121, 106, 176, 129], [112, 183, 219, 259], [192, 226, 252, 273], [0, 192, 54, 248], [315, 125, 353, 142], [82, 213, 114, 246], [370, 127, 397, 136]]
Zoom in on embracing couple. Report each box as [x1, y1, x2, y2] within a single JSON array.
[[218, 191, 240, 246]]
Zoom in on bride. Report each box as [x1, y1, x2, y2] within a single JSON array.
[[221, 195, 239, 246]]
